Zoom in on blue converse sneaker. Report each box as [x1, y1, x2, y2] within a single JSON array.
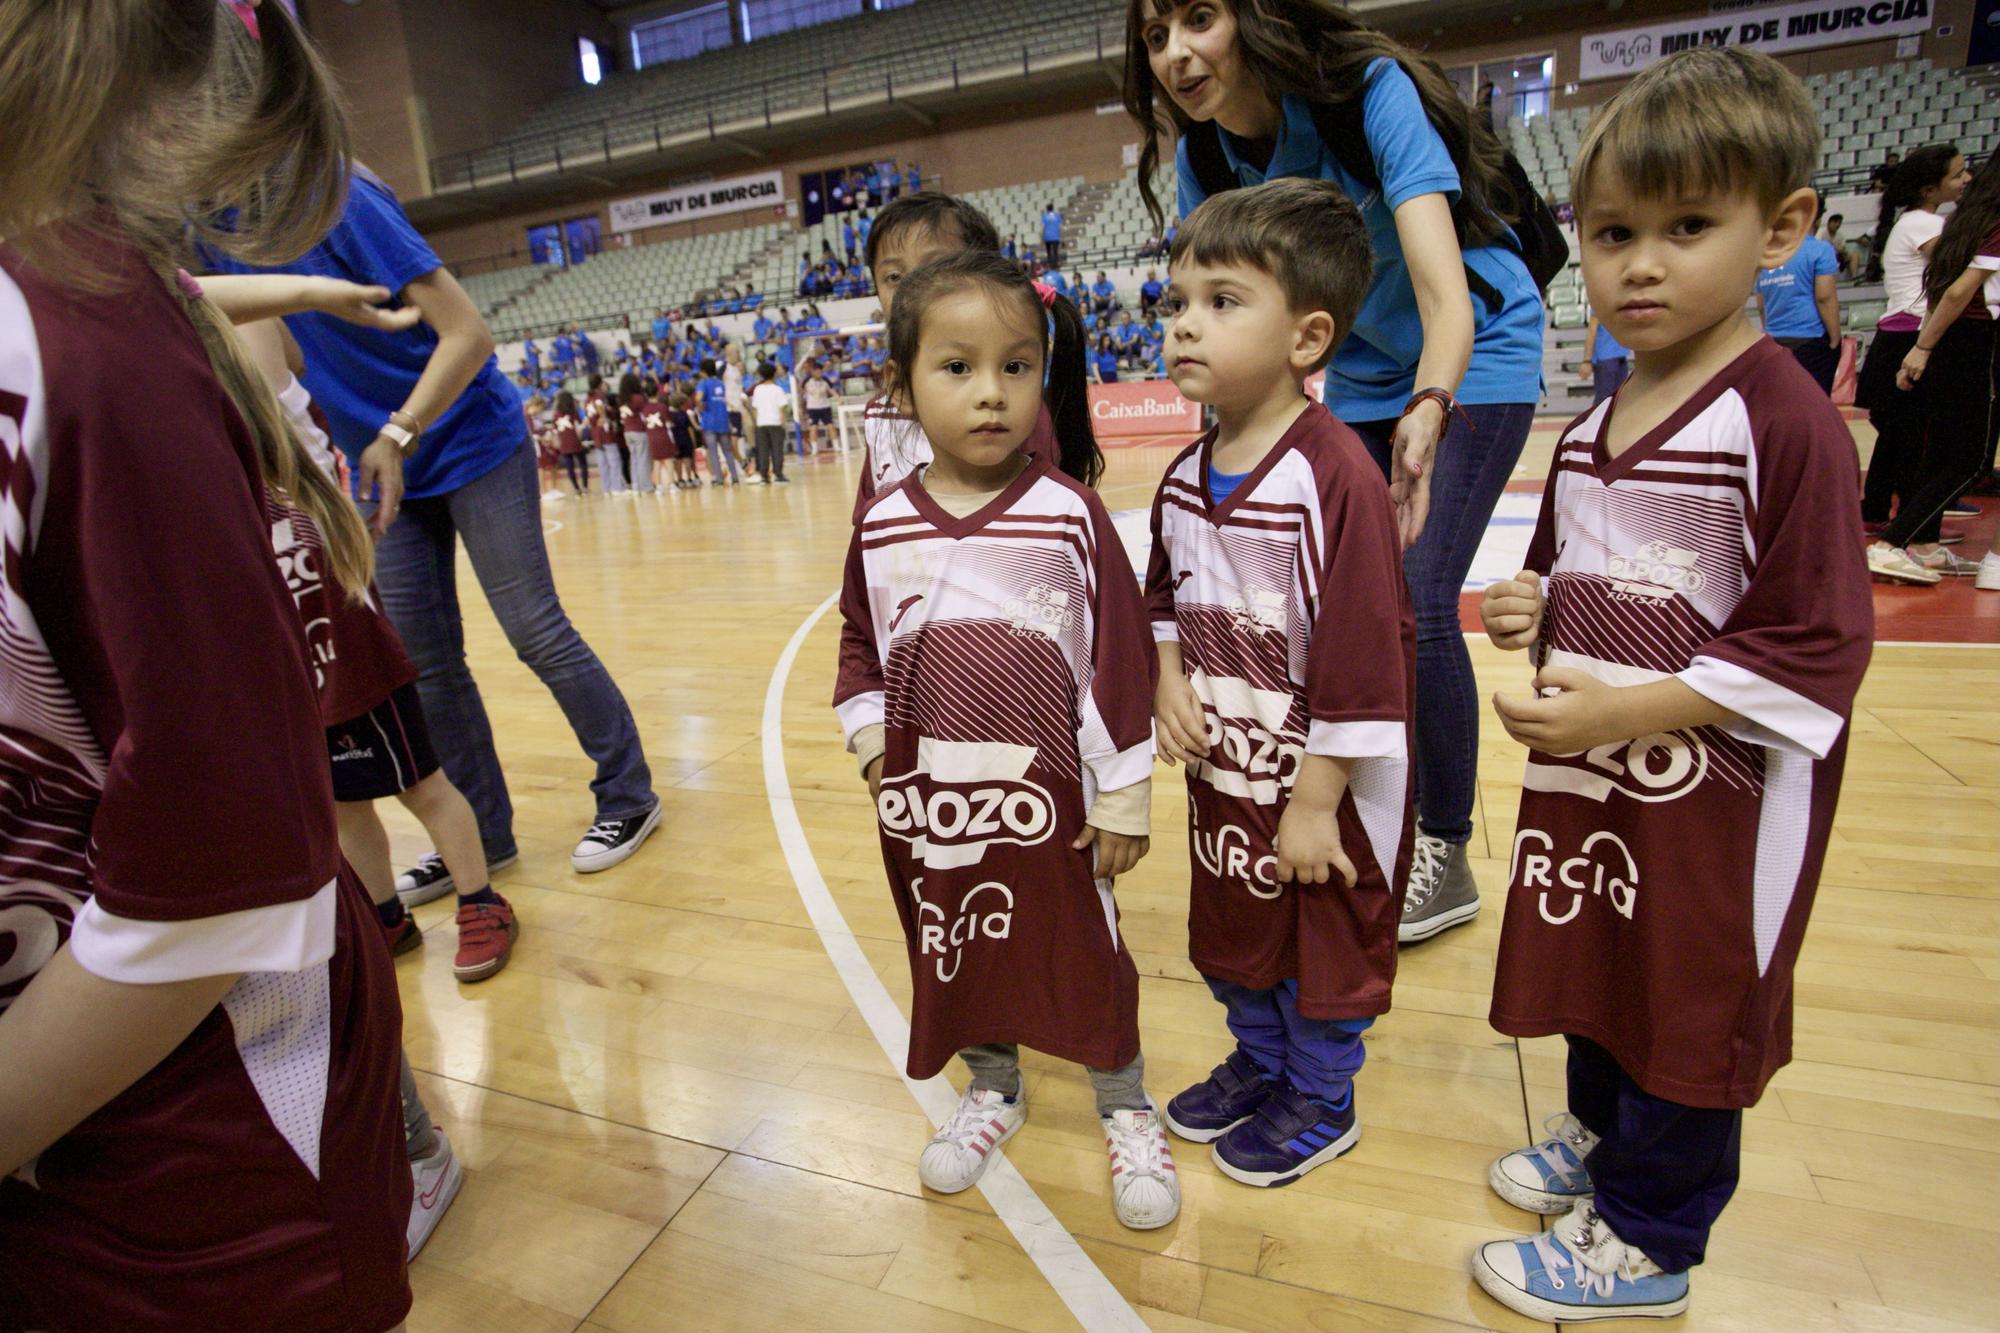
[[1474, 1202, 1690, 1322], [1210, 1081, 1358, 1187], [1163, 1049, 1275, 1143], [1489, 1112, 1599, 1214]]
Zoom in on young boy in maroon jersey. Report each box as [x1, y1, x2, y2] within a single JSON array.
[[1145, 178, 1417, 1188], [1471, 49, 1873, 1322]]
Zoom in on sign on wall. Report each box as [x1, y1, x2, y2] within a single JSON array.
[[1579, 0, 1933, 81], [608, 169, 786, 233]]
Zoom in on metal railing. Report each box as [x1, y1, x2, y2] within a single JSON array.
[[430, 12, 1125, 191]]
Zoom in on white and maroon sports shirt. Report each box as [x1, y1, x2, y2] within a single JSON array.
[[850, 393, 1058, 523], [0, 234, 409, 1331], [1491, 337, 1874, 1109], [835, 459, 1156, 1077], [1145, 402, 1415, 1018]]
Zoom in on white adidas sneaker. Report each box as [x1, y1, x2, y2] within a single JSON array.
[[1103, 1105, 1180, 1230], [918, 1086, 1026, 1194]]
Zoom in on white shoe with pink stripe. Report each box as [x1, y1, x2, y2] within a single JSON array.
[[919, 1086, 1027, 1194], [1104, 1105, 1180, 1230]]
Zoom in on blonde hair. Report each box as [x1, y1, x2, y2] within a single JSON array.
[[1571, 47, 1820, 219], [0, 0, 372, 597]]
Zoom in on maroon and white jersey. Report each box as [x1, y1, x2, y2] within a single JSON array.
[[271, 378, 418, 726], [0, 235, 410, 1332], [835, 460, 1157, 1077], [850, 393, 1058, 523], [1491, 338, 1873, 1109], [1145, 403, 1415, 1018]]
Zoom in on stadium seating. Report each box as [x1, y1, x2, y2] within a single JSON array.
[[442, 0, 1124, 187]]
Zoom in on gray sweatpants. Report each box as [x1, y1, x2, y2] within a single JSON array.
[[960, 1043, 1148, 1115], [400, 1050, 436, 1161]]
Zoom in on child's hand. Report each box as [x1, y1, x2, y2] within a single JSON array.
[[1153, 672, 1211, 766], [1482, 570, 1544, 651], [865, 756, 884, 802], [1274, 800, 1357, 888], [310, 277, 423, 332], [1075, 825, 1148, 880], [1492, 667, 1628, 755]]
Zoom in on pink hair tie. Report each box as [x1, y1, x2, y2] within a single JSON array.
[[1032, 280, 1059, 310], [227, 0, 260, 39], [174, 268, 204, 302]]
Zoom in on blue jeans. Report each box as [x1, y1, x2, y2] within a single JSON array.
[[1204, 976, 1371, 1104], [369, 440, 654, 861], [1349, 402, 1537, 845]]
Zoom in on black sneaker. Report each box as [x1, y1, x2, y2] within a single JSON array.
[[394, 849, 520, 908], [570, 803, 662, 873], [1211, 1081, 1360, 1188], [1164, 1048, 1276, 1143]]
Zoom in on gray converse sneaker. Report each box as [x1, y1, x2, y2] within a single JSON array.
[[1399, 834, 1481, 943]]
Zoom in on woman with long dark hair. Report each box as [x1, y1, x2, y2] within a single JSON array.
[[1856, 144, 1970, 583], [1124, 0, 1546, 940], [1871, 152, 2000, 584]]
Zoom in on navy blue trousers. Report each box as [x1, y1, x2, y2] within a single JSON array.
[[1568, 1036, 1742, 1273]]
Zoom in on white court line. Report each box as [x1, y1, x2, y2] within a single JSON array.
[[762, 593, 1153, 1333]]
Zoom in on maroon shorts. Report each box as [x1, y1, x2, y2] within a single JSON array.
[[327, 680, 438, 803]]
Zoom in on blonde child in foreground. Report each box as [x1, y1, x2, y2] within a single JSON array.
[[1143, 178, 1418, 1189], [1470, 47, 1873, 1322]]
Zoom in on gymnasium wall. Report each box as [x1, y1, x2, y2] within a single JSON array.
[[300, 0, 1982, 270]]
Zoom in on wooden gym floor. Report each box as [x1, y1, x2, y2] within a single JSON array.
[[385, 421, 1999, 1333]]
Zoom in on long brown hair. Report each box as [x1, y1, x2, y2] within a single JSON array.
[[0, 0, 371, 597], [1123, 0, 1515, 242], [1867, 144, 1960, 284], [1924, 151, 2000, 306]]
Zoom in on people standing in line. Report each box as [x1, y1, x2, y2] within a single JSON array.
[[204, 165, 662, 879], [1474, 49, 1872, 1321], [1127, 0, 1546, 943], [553, 389, 591, 494], [1870, 151, 2000, 584], [1856, 145, 1971, 584], [585, 373, 628, 494], [1756, 226, 1843, 393]]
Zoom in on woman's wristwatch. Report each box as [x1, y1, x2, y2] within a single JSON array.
[[379, 409, 424, 459]]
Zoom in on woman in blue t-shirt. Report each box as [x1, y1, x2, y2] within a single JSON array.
[[206, 170, 659, 877], [1126, 0, 1546, 934]]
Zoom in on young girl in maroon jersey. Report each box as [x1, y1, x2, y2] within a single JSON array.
[[834, 251, 1180, 1231], [553, 390, 590, 494], [0, 3, 411, 1329]]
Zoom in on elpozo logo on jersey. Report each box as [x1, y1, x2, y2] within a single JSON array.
[[877, 739, 1057, 870], [1607, 540, 1705, 600], [1523, 729, 1707, 805], [1004, 584, 1074, 639]]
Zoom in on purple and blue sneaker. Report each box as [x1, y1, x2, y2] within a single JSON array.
[[1211, 1080, 1359, 1187], [1162, 1049, 1276, 1144]]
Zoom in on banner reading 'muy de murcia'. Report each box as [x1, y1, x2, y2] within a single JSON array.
[[608, 170, 786, 233], [1580, 0, 1933, 82]]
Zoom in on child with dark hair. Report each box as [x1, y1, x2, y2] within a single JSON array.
[[836, 248, 1174, 1232], [1146, 177, 1413, 1202]]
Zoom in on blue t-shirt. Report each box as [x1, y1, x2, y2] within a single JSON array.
[[1757, 237, 1839, 339], [651, 315, 671, 343], [1177, 62, 1544, 418], [1590, 318, 1630, 363], [203, 172, 524, 500], [1043, 210, 1064, 242], [754, 316, 774, 340], [698, 378, 730, 434], [843, 223, 857, 248], [1141, 279, 1164, 302], [859, 217, 873, 248], [1048, 272, 1069, 294], [906, 168, 921, 191], [523, 339, 540, 367], [1095, 351, 1121, 381], [1208, 463, 1252, 506], [1092, 280, 1115, 302]]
